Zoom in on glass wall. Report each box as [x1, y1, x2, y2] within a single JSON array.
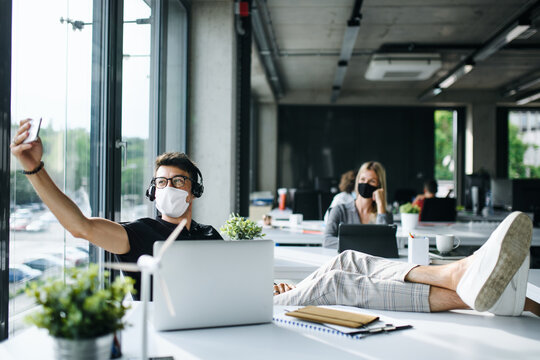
[[508, 110, 540, 178], [120, 0, 155, 222], [6, 0, 189, 337], [9, 0, 92, 334], [434, 110, 456, 197]]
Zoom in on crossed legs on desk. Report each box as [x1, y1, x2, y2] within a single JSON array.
[[275, 211, 537, 316]]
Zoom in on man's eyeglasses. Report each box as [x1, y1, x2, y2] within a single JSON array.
[[152, 175, 194, 189]]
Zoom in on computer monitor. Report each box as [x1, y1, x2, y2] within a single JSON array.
[[512, 179, 540, 212], [491, 178, 512, 209]]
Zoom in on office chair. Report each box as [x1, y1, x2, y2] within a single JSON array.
[[318, 191, 334, 220], [420, 198, 457, 222], [393, 188, 416, 205], [292, 189, 320, 220]]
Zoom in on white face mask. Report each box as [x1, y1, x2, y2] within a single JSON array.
[[155, 186, 190, 218]]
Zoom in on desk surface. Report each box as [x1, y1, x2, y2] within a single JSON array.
[[266, 220, 540, 247], [2, 302, 539, 360]]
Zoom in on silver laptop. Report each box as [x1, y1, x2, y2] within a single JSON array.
[[153, 240, 274, 331]]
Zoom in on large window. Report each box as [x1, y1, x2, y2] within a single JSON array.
[[6, 0, 189, 338], [434, 109, 456, 197], [120, 0, 155, 222], [508, 111, 540, 179], [9, 0, 92, 334]]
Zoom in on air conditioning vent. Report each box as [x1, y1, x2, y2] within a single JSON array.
[[365, 53, 442, 81]]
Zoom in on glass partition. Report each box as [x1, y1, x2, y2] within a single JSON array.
[[9, 0, 92, 334]]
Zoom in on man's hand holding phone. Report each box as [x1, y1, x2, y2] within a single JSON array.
[[10, 118, 44, 173]]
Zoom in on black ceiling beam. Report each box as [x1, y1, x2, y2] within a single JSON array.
[[418, 0, 540, 101], [330, 0, 364, 103]]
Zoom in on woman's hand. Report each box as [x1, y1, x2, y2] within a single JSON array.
[[10, 119, 43, 172], [273, 283, 296, 295], [373, 188, 386, 214]]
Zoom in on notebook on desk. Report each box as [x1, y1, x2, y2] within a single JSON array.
[[153, 240, 274, 331], [338, 224, 399, 258]]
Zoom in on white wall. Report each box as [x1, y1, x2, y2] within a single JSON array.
[[189, 0, 237, 228]]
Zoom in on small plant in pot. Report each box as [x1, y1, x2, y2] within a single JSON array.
[[25, 264, 134, 360], [220, 213, 266, 240], [399, 202, 421, 232]]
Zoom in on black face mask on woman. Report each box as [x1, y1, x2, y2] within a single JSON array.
[[357, 183, 378, 199]]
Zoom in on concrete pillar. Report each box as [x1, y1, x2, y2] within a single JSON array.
[[257, 102, 278, 193], [189, 0, 236, 228], [465, 103, 497, 177]]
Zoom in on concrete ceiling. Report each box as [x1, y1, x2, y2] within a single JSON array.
[[251, 0, 540, 105]]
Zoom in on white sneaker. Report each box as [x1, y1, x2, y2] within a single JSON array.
[[488, 255, 530, 316], [456, 212, 532, 312]]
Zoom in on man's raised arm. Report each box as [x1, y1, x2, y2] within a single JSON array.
[[10, 119, 130, 254]]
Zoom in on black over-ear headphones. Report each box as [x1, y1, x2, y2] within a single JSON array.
[[145, 167, 204, 201]]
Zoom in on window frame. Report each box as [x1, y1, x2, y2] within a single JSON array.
[[0, 0, 13, 342]]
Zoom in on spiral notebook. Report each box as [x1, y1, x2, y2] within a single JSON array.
[[273, 306, 412, 339]]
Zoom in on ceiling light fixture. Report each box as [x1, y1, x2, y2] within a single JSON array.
[[503, 75, 540, 97], [473, 20, 531, 62], [516, 91, 540, 105], [438, 63, 475, 89], [418, 86, 442, 101]]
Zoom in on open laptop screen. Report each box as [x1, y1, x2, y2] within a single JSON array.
[[153, 240, 274, 331]]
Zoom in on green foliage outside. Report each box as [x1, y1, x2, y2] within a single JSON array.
[[508, 123, 540, 178], [25, 265, 134, 339], [220, 213, 265, 240], [10, 123, 148, 207], [399, 202, 420, 214], [434, 110, 454, 180]]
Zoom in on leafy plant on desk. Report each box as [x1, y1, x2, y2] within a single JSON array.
[[399, 202, 421, 214], [25, 264, 134, 339], [220, 213, 266, 240]]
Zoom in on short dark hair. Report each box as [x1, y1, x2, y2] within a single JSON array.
[[154, 152, 201, 185], [424, 179, 438, 194], [338, 170, 356, 193]]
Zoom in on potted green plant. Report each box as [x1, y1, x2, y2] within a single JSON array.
[[220, 213, 266, 240], [25, 264, 134, 360], [399, 202, 421, 232]]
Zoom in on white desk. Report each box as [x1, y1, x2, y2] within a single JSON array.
[[264, 227, 324, 246], [2, 302, 539, 360], [266, 220, 540, 248], [399, 222, 540, 247]]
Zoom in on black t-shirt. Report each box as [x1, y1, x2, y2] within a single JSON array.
[[117, 217, 222, 298]]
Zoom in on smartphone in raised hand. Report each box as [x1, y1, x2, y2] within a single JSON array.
[[22, 118, 42, 144]]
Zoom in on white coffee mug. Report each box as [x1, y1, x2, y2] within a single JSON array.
[[289, 213, 303, 226], [436, 234, 461, 254]]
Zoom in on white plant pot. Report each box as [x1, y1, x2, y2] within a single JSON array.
[[53, 332, 113, 360], [401, 213, 419, 232]]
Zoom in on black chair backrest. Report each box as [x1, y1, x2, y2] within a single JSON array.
[[420, 198, 457, 222], [292, 189, 319, 220], [318, 192, 335, 219], [393, 188, 416, 205]]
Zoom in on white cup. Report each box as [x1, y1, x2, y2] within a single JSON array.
[[436, 234, 460, 254], [289, 213, 303, 227]]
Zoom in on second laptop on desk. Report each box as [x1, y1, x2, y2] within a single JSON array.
[[338, 224, 399, 258]]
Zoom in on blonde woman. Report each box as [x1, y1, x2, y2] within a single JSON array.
[[323, 161, 393, 248]]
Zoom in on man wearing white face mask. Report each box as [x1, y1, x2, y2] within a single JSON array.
[[10, 120, 222, 296]]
